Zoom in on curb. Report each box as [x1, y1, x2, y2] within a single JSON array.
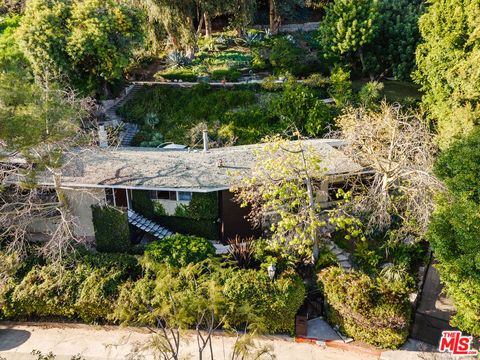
[[295, 337, 381, 358]]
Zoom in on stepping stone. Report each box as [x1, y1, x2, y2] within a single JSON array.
[[336, 254, 349, 261]]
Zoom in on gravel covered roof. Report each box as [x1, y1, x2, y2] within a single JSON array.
[[36, 139, 363, 192]]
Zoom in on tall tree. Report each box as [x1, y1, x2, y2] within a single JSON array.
[[335, 103, 442, 240], [18, 0, 143, 96], [366, 0, 424, 80], [428, 129, 480, 336], [267, 0, 303, 34], [415, 0, 480, 149], [232, 136, 328, 263], [318, 0, 380, 75], [0, 70, 93, 260]]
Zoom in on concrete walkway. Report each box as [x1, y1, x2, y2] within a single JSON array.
[[410, 262, 457, 346], [0, 323, 374, 360]]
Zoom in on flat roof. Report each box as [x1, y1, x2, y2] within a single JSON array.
[[5, 139, 363, 192]]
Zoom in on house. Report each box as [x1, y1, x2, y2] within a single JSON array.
[[2, 139, 363, 244]]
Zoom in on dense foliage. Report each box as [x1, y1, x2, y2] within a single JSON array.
[[415, 0, 480, 149], [318, 0, 380, 74], [0, 248, 305, 336], [0, 252, 140, 322], [114, 260, 305, 334], [372, 0, 424, 80], [118, 82, 333, 147], [319, 267, 412, 348], [144, 234, 216, 267], [0, 15, 26, 71], [91, 205, 131, 253], [428, 129, 480, 335], [319, 0, 423, 80], [18, 0, 143, 96]]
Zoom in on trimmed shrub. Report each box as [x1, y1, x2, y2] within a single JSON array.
[[144, 234, 216, 267], [2, 251, 139, 322], [91, 205, 131, 253], [174, 192, 219, 220], [76, 250, 141, 279], [319, 267, 411, 349], [154, 68, 197, 82], [131, 190, 155, 218], [155, 215, 219, 240], [9, 263, 83, 318], [222, 269, 305, 334], [210, 67, 241, 82]]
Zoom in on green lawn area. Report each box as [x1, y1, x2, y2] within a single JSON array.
[[353, 79, 422, 102]]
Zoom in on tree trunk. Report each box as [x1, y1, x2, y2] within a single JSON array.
[[53, 173, 68, 208], [196, 15, 204, 35], [359, 47, 367, 76], [306, 179, 319, 263], [269, 0, 281, 34], [204, 12, 212, 38]]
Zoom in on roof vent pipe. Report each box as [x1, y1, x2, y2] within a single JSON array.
[[98, 125, 108, 148], [203, 130, 208, 152]]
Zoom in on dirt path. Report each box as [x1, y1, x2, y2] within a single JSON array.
[[0, 323, 375, 360]]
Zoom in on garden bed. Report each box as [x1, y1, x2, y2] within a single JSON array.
[[117, 80, 333, 147]]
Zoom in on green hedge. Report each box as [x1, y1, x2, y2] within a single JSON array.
[[221, 269, 305, 334], [131, 191, 220, 239], [154, 68, 198, 82], [114, 263, 305, 334], [156, 215, 219, 240], [1, 250, 304, 335], [91, 205, 131, 253], [174, 192, 219, 220], [0, 252, 139, 322], [319, 267, 411, 349], [131, 190, 155, 218], [144, 234, 216, 267]]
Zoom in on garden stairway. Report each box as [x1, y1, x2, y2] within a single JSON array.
[[325, 240, 353, 271], [103, 84, 142, 146], [127, 209, 174, 240]]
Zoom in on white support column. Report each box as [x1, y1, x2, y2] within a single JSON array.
[[126, 189, 131, 209]]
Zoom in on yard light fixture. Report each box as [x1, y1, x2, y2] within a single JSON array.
[[267, 263, 276, 280]]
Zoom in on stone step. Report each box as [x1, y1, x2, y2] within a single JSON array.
[[336, 254, 350, 262]]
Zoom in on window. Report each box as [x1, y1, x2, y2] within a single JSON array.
[[151, 191, 178, 201], [105, 188, 114, 206], [178, 191, 192, 201]]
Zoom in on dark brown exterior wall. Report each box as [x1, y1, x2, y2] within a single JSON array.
[[219, 190, 261, 243]]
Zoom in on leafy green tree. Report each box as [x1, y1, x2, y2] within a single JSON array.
[[66, 0, 143, 94], [375, 0, 424, 80], [0, 15, 28, 72], [415, 0, 480, 149], [318, 0, 380, 74], [17, 0, 71, 80], [328, 66, 353, 106], [428, 129, 480, 335], [17, 0, 143, 96], [270, 80, 334, 136], [232, 136, 328, 263]]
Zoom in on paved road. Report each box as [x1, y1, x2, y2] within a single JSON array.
[[0, 323, 374, 360]]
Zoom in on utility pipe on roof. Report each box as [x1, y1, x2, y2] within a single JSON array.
[[203, 130, 208, 152]]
